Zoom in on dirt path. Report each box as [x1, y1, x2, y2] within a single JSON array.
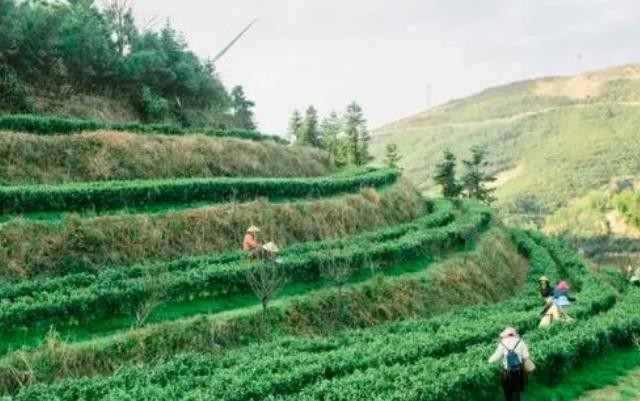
[[374, 101, 640, 138]]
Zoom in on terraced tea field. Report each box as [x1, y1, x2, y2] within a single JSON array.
[[0, 129, 638, 400]]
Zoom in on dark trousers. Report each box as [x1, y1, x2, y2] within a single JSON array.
[[501, 370, 524, 401]]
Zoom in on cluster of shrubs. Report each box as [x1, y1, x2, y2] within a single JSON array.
[[0, 114, 287, 143]]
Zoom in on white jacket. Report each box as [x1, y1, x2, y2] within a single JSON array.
[[488, 337, 530, 369]]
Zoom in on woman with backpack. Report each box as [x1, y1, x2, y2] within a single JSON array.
[[489, 326, 534, 401]]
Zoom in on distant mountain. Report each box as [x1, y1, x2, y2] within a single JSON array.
[[372, 64, 640, 213]]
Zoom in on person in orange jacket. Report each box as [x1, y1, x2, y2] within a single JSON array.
[[243, 226, 264, 259]]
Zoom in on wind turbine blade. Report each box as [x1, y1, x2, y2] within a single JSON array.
[[211, 18, 258, 64]]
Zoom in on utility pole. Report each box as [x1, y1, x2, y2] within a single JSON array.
[[576, 53, 583, 70], [426, 83, 432, 109]]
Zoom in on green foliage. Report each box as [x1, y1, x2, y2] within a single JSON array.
[[432, 147, 495, 203], [529, 347, 640, 401], [384, 143, 402, 169], [288, 102, 370, 166], [0, 65, 34, 113], [320, 111, 342, 161], [230, 85, 256, 130], [8, 230, 628, 401], [0, 0, 247, 126], [0, 200, 488, 333], [0, 183, 423, 279], [287, 110, 303, 141], [298, 105, 322, 148], [544, 191, 611, 236], [613, 190, 640, 228], [344, 101, 371, 166], [461, 145, 496, 204], [371, 77, 640, 213], [0, 114, 286, 143], [137, 85, 169, 122], [0, 168, 398, 215], [103, 0, 136, 57], [433, 149, 461, 197]]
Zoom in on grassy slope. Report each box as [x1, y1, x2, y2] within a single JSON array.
[[523, 347, 640, 401], [0, 181, 425, 279], [32, 92, 235, 128], [0, 131, 330, 185], [371, 64, 640, 212], [0, 225, 527, 391], [9, 229, 621, 400]]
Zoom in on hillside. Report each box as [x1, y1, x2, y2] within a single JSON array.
[[0, 123, 524, 395], [0, 130, 329, 185], [0, 111, 638, 401], [0, 0, 255, 128], [372, 64, 640, 212]]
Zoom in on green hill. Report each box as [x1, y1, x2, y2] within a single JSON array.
[[1, 103, 639, 401], [371, 64, 640, 213]]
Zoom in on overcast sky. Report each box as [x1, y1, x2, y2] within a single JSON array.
[[132, 0, 640, 134]]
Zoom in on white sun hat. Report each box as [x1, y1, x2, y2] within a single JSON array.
[[263, 242, 279, 253], [246, 225, 261, 233]]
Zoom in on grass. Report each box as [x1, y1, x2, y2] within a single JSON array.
[[0, 180, 398, 224], [0, 224, 520, 358], [522, 347, 640, 401], [0, 182, 426, 279], [0, 224, 530, 394], [0, 254, 436, 356], [0, 130, 331, 186]]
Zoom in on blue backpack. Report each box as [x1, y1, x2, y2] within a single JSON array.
[[503, 340, 522, 372]]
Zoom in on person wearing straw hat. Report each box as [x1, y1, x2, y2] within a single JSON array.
[[538, 276, 553, 300], [489, 326, 533, 401], [243, 226, 264, 259]]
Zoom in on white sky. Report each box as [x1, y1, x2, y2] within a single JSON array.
[[132, 0, 640, 134]]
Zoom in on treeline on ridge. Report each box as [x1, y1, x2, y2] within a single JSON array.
[[0, 0, 256, 129]]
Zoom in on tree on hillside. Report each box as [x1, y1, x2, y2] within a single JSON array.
[[0, 0, 237, 126], [384, 143, 402, 169], [434, 150, 461, 198], [104, 0, 136, 56], [320, 254, 355, 325], [298, 105, 322, 147], [320, 111, 342, 161], [287, 110, 303, 141], [230, 85, 256, 130], [343, 101, 371, 166], [357, 124, 373, 166], [460, 146, 496, 204], [246, 259, 287, 318]]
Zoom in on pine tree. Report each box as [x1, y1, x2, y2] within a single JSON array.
[[287, 110, 303, 142], [460, 145, 496, 204], [357, 124, 373, 166], [434, 150, 461, 198], [230, 86, 256, 130], [320, 111, 342, 160], [298, 105, 322, 147], [104, 0, 136, 56], [384, 143, 402, 169], [343, 101, 370, 166]]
